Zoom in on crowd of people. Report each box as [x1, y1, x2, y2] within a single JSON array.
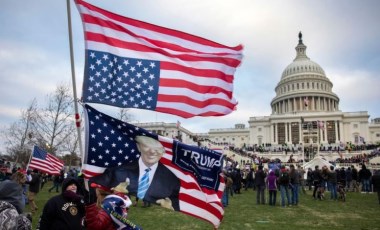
[[1, 142, 380, 229], [0, 166, 142, 230], [221, 157, 380, 209]]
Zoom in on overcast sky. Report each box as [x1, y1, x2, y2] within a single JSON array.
[[1, 0, 380, 150]]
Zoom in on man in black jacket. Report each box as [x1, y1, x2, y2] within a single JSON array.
[[312, 165, 322, 199], [27, 169, 41, 213], [371, 170, 380, 204], [37, 177, 85, 230]]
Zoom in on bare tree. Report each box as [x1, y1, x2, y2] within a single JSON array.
[[1, 99, 38, 166], [32, 83, 77, 155], [117, 108, 133, 122]]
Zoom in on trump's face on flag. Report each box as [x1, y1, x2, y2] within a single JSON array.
[[135, 135, 165, 168]]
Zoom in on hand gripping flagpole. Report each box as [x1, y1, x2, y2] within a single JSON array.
[[66, 0, 84, 161]]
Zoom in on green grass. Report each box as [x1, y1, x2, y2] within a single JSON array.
[[28, 182, 380, 230]]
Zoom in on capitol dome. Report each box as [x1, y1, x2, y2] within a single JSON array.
[[271, 32, 340, 115]]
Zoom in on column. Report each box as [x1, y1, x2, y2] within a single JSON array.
[[327, 98, 330, 111], [274, 123, 278, 144], [318, 97, 321, 111], [289, 122, 292, 143], [334, 120, 338, 143], [285, 122, 288, 143], [339, 120, 343, 142]]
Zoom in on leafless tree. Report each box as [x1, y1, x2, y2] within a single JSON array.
[[32, 83, 77, 155], [117, 108, 133, 122], [1, 99, 38, 166]]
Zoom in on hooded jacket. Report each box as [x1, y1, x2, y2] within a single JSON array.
[[37, 177, 85, 230], [267, 171, 278, 190], [0, 179, 24, 214]]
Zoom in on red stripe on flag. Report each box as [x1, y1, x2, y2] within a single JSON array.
[[76, 0, 242, 118]]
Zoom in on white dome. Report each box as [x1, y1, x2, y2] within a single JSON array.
[[281, 59, 325, 80], [270, 32, 340, 115]]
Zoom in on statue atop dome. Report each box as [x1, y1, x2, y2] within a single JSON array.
[[298, 31, 303, 44]]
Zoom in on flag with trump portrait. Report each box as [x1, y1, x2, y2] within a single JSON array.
[[75, 0, 243, 118], [82, 104, 225, 227]]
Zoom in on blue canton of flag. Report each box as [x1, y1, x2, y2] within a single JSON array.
[[82, 103, 157, 178], [33, 146, 48, 159], [83, 50, 160, 110]]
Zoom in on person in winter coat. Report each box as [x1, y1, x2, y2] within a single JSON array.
[[266, 170, 278, 206], [0, 171, 27, 214], [255, 165, 267, 205], [37, 177, 85, 230], [359, 164, 372, 193], [278, 165, 291, 207], [289, 165, 300, 205], [371, 170, 380, 204], [26, 169, 41, 213]]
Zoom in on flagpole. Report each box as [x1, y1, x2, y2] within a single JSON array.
[[26, 145, 35, 171], [66, 0, 84, 160]]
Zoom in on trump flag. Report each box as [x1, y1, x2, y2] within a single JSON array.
[[75, 0, 243, 118], [28, 146, 64, 175], [82, 104, 225, 227]]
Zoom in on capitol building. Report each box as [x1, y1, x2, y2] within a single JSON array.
[[135, 33, 380, 163]]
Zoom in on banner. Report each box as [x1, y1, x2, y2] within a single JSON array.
[[82, 104, 225, 227]]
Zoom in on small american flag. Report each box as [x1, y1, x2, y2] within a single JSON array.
[[304, 97, 309, 107], [82, 104, 225, 228], [75, 0, 243, 118], [317, 120, 324, 130], [28, 146, 64, 175]]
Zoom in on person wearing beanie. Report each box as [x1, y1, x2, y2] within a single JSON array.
[[36, 177, 85, 230], [0, 171, 32, 230], [0, 171, 27, 214]]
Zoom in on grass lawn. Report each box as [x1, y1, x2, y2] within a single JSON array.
[[27, 182, 379, 230]]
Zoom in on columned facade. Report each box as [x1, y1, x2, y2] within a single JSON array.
[[135, 33, 380, 155], [249, 32, 371, 153]]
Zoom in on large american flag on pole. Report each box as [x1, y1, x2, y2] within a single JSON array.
[[75, 0, 243, 118], [28, 146, 64, 175], [82, 104, 225, 227]]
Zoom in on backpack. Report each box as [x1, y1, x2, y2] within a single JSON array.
[[279, 171, 290, 185]]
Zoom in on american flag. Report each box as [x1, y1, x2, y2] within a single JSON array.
[[304, 97, 309, 107], [75, 0, 243, 118], [28, 146, 64, 175], [317, 120, 324, 130], [82, 104, 225, 227]]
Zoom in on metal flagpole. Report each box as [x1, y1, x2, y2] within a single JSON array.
[[66, 0, 84, 160], [26, 145, 35, 171]]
